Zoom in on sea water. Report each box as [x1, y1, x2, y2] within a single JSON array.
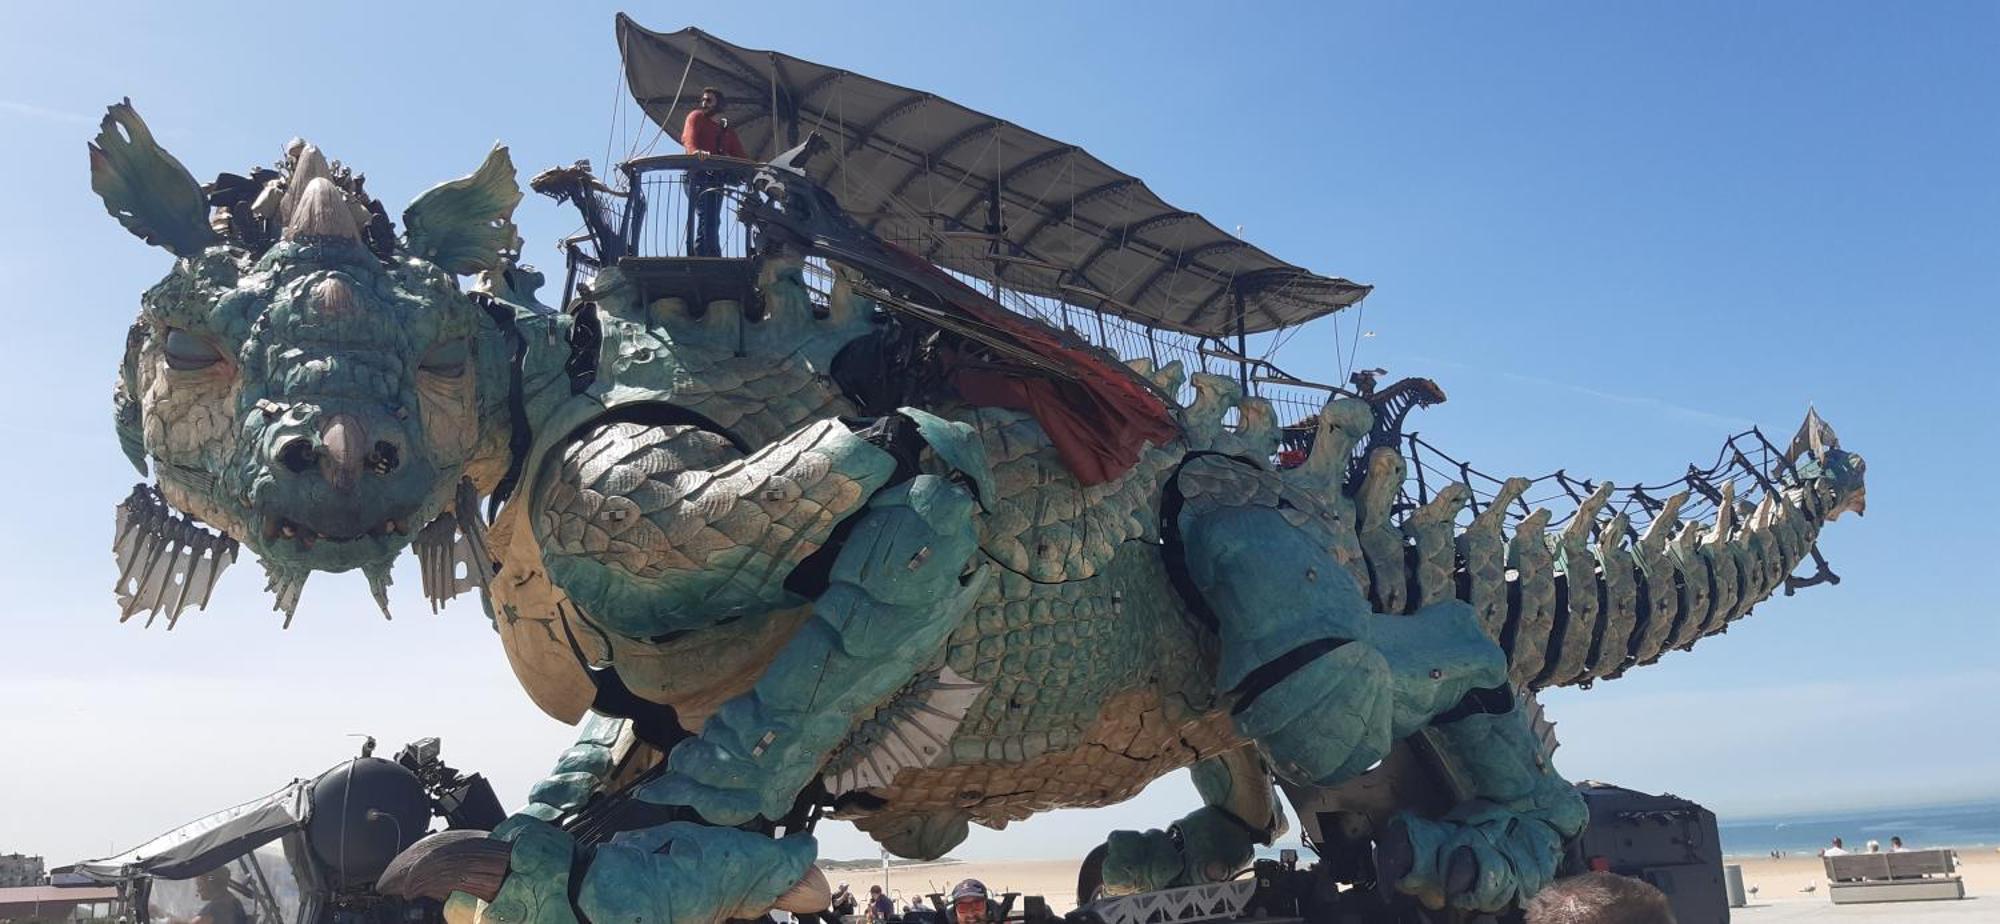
[[1718, 800, 2000, 857], [1252, 799, 2000, 860]]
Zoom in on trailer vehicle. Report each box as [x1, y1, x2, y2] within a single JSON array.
[[62, 739, 504, 924]]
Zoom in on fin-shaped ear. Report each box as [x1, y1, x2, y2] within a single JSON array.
[[88, 99, 219, 257], [402, 144, 523, 275]]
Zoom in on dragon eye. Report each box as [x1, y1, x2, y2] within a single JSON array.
[[420, 339, 468, 377], [163, 329, 223, 371]]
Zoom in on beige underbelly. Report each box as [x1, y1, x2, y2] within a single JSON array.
[[486, 492, 811, 730], [852, 687, 1242, 828]]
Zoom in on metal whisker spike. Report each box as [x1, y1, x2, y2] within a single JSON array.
[[112, 483, 239, 629], [414, 478, 496, 613], [363, 561, 394, 620], [261, 560, 308, 629]]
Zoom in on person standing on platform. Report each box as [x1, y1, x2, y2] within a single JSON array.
[[681, 86, 748, 257]]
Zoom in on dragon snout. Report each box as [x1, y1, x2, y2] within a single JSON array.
[[271, 413, 404, 493], [320, 413, 369, 491], [251, 402, 440, 559]]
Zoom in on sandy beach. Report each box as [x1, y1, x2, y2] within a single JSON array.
[[840, 848, 2000, 914], [846, 859, 1080, 912], [1726, 848, 1998, 902]]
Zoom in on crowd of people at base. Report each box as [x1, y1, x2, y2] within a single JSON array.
[[817, 878, 992, 924], [810, 872, 1677, 924], [1820, 835, 1915, 856]]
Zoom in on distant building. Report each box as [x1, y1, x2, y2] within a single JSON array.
[[0, 853, 44, 888]]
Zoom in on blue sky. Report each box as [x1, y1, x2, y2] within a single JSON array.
[[1, 1, 1994, 866]]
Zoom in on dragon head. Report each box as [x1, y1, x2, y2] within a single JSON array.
[[93, 101, 522, 621]]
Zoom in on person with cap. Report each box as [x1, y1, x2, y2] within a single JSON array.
[[865, 884, 894, 924], [829, 881, 857, 922], [949, 879, 989, 924]]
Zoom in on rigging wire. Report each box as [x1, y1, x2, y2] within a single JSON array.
[[1342, 302, 1368, 383], [603, 43, 628, 187], [634, 44, 698, 160]]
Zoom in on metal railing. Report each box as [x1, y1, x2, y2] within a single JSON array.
[[618, 155, 758, 260]]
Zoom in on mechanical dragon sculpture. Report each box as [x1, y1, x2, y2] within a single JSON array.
[[91, 99, 1865, 922]]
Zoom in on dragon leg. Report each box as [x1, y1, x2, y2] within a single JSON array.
[[1092, 746, 1285, 897], [1178, 501, 1582, 913], [433, 815, 824, 924], [519, 713, 629, 822], [634, 471, 989, 823], [396, 473, 985, 924], [1374, 687, 1587, 913], [390, 403, 992, 923]]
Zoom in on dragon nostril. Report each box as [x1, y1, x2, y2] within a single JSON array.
[[367, 441, 400, 475], [278, 438, 317, 474]]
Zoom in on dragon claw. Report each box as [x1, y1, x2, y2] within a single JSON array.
[[1378, 807, 1564, 913], [378, 830, 513, 903], [1097, 828, 1185, 896]]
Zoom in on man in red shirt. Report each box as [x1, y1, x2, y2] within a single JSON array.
[[681, 86, 748, 257]]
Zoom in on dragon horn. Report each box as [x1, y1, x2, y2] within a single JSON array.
[[282, 177, 364, 245], [279, 144, 333, 223]]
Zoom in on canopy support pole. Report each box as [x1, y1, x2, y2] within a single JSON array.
[[769, 53, 801, 149], [1233, 284, 1250, 393]]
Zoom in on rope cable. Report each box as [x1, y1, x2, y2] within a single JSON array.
[[634, 43, 698, 159]]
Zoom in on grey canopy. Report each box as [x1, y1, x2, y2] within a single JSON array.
[[64, 780, 311, 882], [617, 17, 1371, 336]]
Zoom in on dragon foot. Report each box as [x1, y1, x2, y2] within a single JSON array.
[[1089, 806, 1263, 899], [380, 816, 827, 924], [1375, 802, 1567, 914]]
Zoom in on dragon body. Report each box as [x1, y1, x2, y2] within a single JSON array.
[[92, 100, 1865, 923]]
